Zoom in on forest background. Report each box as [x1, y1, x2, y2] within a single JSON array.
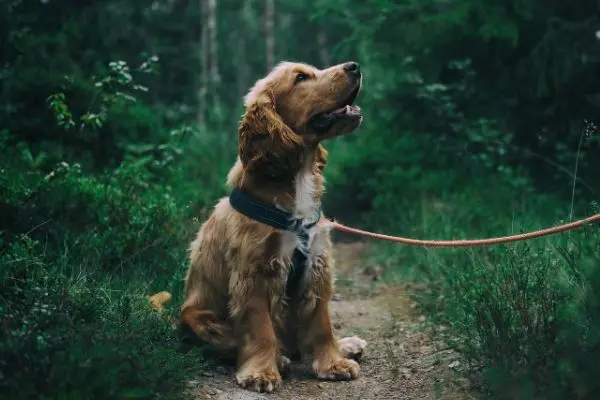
[[1, 0, 600, 398]]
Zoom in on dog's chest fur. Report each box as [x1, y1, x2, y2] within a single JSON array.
[[278, 158, 326, 282]]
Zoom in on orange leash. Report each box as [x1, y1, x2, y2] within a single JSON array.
[[322, 213, 600, 247]]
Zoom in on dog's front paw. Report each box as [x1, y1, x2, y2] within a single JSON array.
[[313, 356, 360, 381], [338, 336, 368, 361], [236, 368, 281, 393]]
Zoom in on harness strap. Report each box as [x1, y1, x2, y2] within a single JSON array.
[[229, 188, 320, 296]]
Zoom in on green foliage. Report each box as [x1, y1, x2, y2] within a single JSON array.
[[367, 179, 600, 398], [316, 3, 600, 395], [45, 57, 159, 134], [0, 132, 211, 397], [0, 241, 205, 399], [1, 3, 225, 396], [314, 0, 600, 207], [46, 93, 76, 131], [1, 0, 600, 398]]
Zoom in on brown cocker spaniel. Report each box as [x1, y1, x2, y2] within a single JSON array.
[[181, 61, 367, 393]]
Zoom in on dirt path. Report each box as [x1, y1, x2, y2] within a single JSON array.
[[187, 242, 473, 400]]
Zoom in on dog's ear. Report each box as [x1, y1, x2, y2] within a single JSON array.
[[238, 91, 304, 176]]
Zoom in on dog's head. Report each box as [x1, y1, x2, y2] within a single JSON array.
[[238, 61, 362, 172]]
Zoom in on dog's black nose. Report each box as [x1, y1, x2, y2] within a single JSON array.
[[344, 62, 360, 75]]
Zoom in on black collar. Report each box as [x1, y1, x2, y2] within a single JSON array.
[[229, 188, 320, 232], [229, 188, 321, 296]]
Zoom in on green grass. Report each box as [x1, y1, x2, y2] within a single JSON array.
[[0, 150, 217, 399], [0, 238, 209, 399], [365, 179, 600, 399]]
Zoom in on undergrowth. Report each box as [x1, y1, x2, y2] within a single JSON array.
[[366, 176, 600, 399], [0, 148, 215, 398], [0, 56, 232, 398]]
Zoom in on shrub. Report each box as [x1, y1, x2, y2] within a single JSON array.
[[0, 143, 211, 398], [0, 71, 226, 397], [365, 177, 600, 398]]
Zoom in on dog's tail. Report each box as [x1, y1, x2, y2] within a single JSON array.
[[148, 291, 172, 311]]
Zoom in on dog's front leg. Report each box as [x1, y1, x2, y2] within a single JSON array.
[[299, 255, 360, 381], [231, 275, 282, 393]]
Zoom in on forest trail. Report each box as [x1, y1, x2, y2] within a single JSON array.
[[187, 242, 473, 400]]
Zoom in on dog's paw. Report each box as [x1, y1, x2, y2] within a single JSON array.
[[236, 368, 281, 393], [313, 357, 360, 381], [277, 355, 291, 377], [338, 336, 368, 361]]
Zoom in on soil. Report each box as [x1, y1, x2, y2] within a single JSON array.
[[186, 241, 474, 400]]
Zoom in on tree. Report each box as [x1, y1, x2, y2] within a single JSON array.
[[265, 0, 275, 70], [198, 0, 209, 127]]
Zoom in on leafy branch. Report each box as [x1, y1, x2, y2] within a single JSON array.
[[46, 55, 159, 134]]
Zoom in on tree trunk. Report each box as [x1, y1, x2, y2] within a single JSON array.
[[265, 0, 275, 71], [208, 0, 218, 83], [237, 0, 252, 100], [197, 0, 208, 128], [318, 28, 330, 67]]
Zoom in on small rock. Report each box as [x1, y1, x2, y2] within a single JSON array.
[[418, 315, 426, 322], [215, 366, 228, 375], [362, 264, 383, 280], [419, 345, 432, 354], [332, 293, 342, 301], [214, 388, 223, 394], [449, 360, 461, 370], [206, 387, 218, 395], [201, 371, 214, 377], [401, 368, 411, 379], [458, 377, 472, 390], [317, 383, 326, 389]]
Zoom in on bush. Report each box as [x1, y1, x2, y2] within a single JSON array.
[[364, 176, 600, 398], [0, 238, 205, 399], [0, 22, 237, 392], [0, 80, 229, 397], [0, 142, 213, 398]]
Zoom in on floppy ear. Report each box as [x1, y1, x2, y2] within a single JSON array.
[[238, 92, 304, 177]]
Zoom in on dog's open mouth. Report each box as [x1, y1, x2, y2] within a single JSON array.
[[309, 85, 362, 134]]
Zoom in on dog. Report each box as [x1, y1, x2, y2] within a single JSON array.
[[181, 60, 367, 393]]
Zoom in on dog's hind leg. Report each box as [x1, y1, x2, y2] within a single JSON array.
[[180, 306, 237, 352]]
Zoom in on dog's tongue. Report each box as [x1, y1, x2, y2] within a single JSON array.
[[331, 105, 361, 116]]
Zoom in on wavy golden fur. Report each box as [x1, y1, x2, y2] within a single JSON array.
[[181, 60, 366, 393]]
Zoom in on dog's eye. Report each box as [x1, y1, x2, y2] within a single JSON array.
[[294, 73, 309, 85]]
